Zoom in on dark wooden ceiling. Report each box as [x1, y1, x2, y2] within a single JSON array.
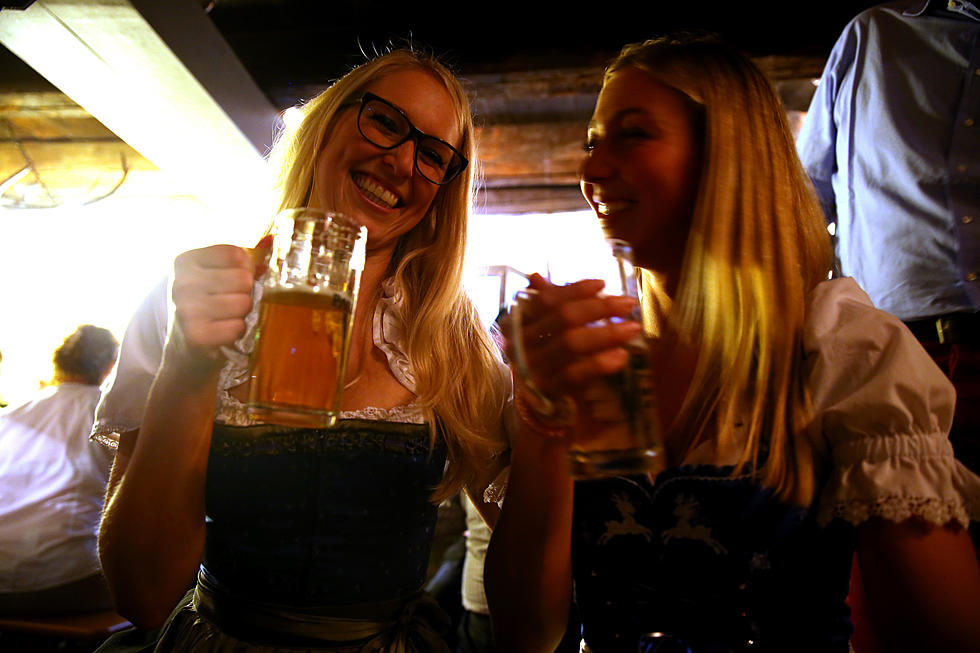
[[0, 0, 881, 213], [202, 0, 877, 90]]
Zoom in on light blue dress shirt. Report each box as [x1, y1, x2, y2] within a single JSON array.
[[796, 0, 980, 321]]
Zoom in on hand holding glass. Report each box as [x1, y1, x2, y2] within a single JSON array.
[[510, 239, 664, 479]]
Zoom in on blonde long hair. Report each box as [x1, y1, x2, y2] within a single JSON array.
[[608, 36, 833, 505], [267, 49, 508, 502]]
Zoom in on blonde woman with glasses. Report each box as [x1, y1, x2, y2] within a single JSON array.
[[486, 35, 980, 653], [92, 48, 510, 652]]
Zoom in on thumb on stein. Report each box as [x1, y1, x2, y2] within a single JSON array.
[[248, 234, 274, 279]]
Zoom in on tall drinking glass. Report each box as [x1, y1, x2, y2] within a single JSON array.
[[247, 208, 367, 428], [511, 239, 664, 479]]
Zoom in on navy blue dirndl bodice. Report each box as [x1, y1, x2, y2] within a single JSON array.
[[203, 419, 446, 607], [572, 466, 856, 653]]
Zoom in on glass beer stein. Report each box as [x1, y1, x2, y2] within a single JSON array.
[[247, 208, 367, 428]]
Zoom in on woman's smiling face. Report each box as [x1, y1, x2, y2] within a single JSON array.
[[580, 67, 703, 271], [312, 68, 461, 253]]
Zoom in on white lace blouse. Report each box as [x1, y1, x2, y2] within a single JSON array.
[[804, 278, 979, 528], [91, 276, 475, 447]]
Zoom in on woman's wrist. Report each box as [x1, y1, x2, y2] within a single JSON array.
[[160, 335, 225, 387]]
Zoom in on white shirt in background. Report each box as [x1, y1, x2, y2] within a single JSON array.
[[0, 383, 112, 592]]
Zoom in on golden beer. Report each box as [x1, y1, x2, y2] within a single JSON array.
[[568, 340, 664, 479], [248, 288, 353, 427], [510, 238, 665, 479]]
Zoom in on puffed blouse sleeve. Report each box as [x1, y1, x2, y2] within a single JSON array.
[[806, 278, 980, 529], [90, 275, 172, 448]]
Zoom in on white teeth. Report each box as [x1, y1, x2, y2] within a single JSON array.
[[353, 174, 398, 208], [596, 200, 630, 215]]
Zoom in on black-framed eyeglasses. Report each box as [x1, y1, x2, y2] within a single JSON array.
[[356, 92, 468, 185]]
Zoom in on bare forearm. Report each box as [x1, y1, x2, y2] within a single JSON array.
[[99, 354, 219, 627], [485, 433, 575, 652], [857, 518, 980, 653]]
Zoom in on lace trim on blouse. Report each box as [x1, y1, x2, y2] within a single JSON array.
[[91, 430, 121, 450], [816, 431, 980, 529], [215, 392, 425, 427], [824, 495, 973, 529]]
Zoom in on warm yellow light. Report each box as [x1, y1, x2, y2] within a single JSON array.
[[0, 1, 275, 236], [281, 107, 305, 131], [0, 196, 253, 406], [464, 210, 623, 326], [0, 206, 620, 403]]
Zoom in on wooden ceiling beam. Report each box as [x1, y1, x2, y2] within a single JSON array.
[[0, 52, 823, 214], [0, 0, 276, 227]]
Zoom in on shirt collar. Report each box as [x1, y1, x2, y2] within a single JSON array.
[[904, 0, 935, 15], [905, 0, 980, 20]]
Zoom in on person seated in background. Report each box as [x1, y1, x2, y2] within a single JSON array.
[[0, 324, 119, 615], [485, 34, 980, 653]]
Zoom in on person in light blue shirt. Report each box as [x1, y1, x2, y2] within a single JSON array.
[[797, 0, 979, 320], [796, 0, 980, 479]]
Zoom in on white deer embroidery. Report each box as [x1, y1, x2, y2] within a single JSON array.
[[598, 492, 653, 545], [662, 494, 727, 555]]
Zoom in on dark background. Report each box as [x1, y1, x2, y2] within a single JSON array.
[[1, 0, 884, 96]]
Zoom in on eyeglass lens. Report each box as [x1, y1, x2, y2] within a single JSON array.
[[359, 99, 461, 184]]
